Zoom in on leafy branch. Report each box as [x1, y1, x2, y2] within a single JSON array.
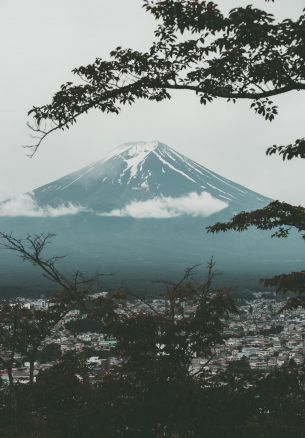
[[25, 1, 305, 156]]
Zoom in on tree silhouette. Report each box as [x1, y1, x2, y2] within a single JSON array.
[[26, 1, 304, 157], [0, 232, 101, 386]]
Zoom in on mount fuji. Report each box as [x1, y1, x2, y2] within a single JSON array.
[[32, 140, 269, 215], [0, 141, 303, 296]]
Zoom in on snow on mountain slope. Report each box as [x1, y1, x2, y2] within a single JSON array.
[[33, 140, 270, 216], [2, 141, 303, 296]]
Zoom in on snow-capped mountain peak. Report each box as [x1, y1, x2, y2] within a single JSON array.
[[105, 141, 162, 183], [102, 140, 160, 162], [32, 141, 270, 215]]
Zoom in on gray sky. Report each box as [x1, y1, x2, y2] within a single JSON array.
[[1, 0, 304, 204]]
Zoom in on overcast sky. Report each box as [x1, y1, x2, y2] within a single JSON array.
[[1, 0, 304, 204]]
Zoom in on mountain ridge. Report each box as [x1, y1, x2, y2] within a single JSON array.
[[33, 140, 271, 215]]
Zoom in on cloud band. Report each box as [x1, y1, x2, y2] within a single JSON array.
[[0, 193, 88, 217], [99, 192, 228, 219]]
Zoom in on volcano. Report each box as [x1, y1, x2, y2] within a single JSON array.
[[0, 141, 303, 296], [33, 140, 269, 214]]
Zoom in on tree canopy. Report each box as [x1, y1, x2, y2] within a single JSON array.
[[27, 0, 305, 158]]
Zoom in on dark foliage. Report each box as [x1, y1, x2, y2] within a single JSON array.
[[208, 201, 305, 297], [26, 0, 304, 158], [207, 200, 305, 240], [37, 343, 62, 363], [2, 353, 305, 437], [65, 317, 101, 334]]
